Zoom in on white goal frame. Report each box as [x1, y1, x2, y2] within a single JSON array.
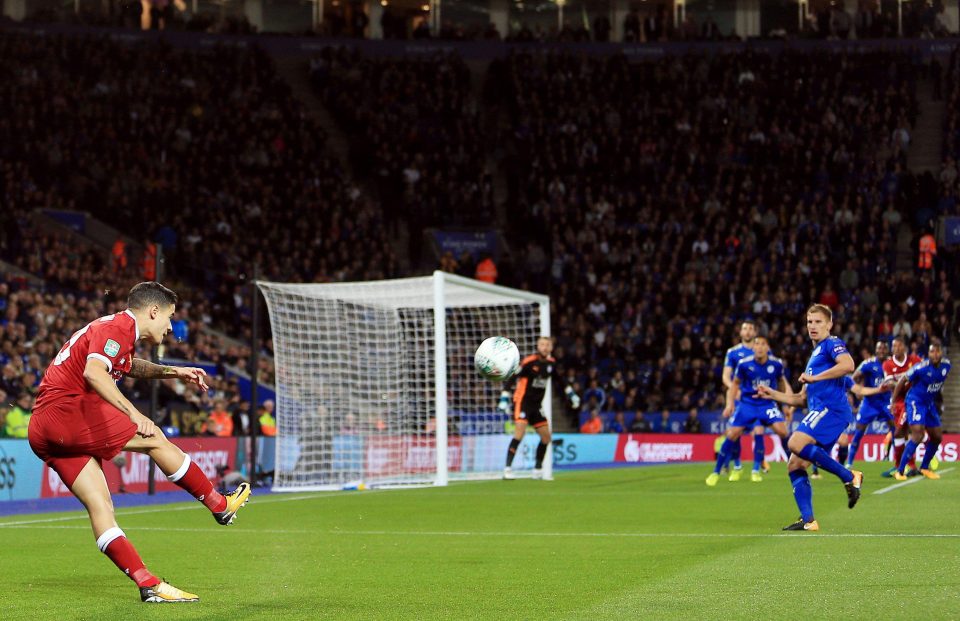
[[258, 271, 551, 489]]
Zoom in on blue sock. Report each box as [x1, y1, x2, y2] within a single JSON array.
[[714, 438, 736, 474], [920, 440, 940, 470], [848, 429, 866, 466], [752, 433, 765, 472], [731, 438, 742, 469], [798, 444, 854, 483], [837, 445, 849, 466], [782, 433, 792, 458], [899, 440, 919, 473], [789, 470, 814, 522]]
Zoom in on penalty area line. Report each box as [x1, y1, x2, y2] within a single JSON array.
[[873, 467, 954, 495]]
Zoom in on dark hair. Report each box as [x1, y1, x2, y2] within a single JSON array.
[[930, 338, 943, 350], [128, 282, 178, 310], [741, 319, 756, 328], [892, 336, 906, 345]]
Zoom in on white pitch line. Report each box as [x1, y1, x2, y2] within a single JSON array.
[[873, 467, 954, 495], [0, 492, 347, 528], [0, 524, 958, 539]]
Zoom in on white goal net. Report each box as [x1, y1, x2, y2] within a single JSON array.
[[258, 271, 550, 490]]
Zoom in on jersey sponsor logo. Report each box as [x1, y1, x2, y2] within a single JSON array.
[[104, 339, 121, 357]]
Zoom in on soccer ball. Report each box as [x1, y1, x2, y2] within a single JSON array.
[[474, 336, 520, 382]]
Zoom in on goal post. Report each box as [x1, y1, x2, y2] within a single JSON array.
[[258, 271, 551, 491]]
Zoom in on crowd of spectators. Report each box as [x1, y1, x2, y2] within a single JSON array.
[[488, 47, 960, 426], [3, 29, 960, 437], [0, 33, 401, 436], [311, 47, 495, 262]]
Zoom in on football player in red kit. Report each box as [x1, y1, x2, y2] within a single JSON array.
[[28, 282, 251, 603], [881, 336, 922, 477]]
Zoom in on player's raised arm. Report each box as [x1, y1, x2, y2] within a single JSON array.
[[83, 358, 157, 437]]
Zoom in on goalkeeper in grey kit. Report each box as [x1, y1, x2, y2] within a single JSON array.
[[499, 336, 580, 480]]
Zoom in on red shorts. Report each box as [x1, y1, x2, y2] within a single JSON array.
[[28, 393, 138, 488]]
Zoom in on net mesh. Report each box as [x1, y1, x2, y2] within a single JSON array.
[[258, 275, 547, 490]]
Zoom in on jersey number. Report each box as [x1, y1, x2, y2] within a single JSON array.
[[52, 315, 116, 366]]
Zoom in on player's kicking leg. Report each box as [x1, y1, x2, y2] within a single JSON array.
[[66, 457, 198, 602], [124, 432, 251, 525]]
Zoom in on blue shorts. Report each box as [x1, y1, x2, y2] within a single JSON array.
[[796, 404, 853, 447], [905, 398, 942, 428], [856, 401, 893, 426], [729, 401, 785, 429]]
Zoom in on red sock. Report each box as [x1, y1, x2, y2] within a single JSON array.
[[893, 442, 905, 468], [169, 456, 227, 512], [98, 529, 160, 588]]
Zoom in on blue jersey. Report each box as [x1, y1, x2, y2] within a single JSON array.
[[855, 357, 889, 409], [804, 336, 853, 414], [734, 355, 786, 407], [724, 343, 754, 374], [905, 359, 951, 405]]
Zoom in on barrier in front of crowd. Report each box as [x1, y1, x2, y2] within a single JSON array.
[[3, 433, 957, 501]]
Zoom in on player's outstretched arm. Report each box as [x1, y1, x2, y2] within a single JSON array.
[[851, 383, 889, 397], [84, 359, 157, 437], [757, 383, 805, 407], [129, 359, 209, 391]]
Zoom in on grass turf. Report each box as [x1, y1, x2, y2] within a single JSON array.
[[0, 462, 958, 620]]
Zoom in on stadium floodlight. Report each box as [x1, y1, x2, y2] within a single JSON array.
[[258, 271, 550, 491]]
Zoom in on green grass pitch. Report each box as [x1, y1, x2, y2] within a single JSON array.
[[1, 462, 958, 620]]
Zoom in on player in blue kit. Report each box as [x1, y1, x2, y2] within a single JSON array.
[[846, 341, 894, 468], [720, 320, 768, 479], [890, 339, 950, 481], [707, 336, 792, 486], [757, 304, 863, 532]]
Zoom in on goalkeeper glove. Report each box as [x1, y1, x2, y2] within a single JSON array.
[[565, 386, 581, 409], [497, 391, 512, 415]]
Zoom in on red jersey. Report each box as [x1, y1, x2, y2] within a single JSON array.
[[882, 354, 922, 402], [35, 310, 139, 409]]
